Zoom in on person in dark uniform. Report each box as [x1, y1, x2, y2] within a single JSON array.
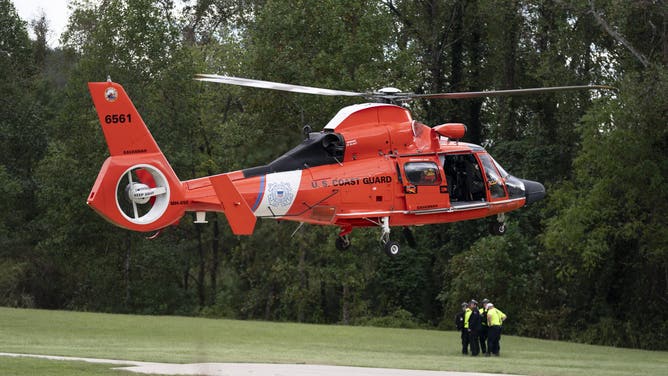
[[467, 299, 481, 356], [454, 302, 469, 354], [479, 298, 490, 354]]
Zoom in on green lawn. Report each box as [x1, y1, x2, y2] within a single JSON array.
[[0, 307, 666, 376], [0, 356, 132, 376]]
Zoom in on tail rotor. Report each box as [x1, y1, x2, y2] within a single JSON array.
[[117, 165, 170, 224]]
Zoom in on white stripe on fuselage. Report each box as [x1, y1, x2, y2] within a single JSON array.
[[253, 170, 302, 217]]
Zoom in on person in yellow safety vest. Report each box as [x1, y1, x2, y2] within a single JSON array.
[[467, 299, 482, 356], [461, 302, 472, 354], [454, 302, 469, 354], [479, 298, 490, 354], [485, 302, 507, 357]]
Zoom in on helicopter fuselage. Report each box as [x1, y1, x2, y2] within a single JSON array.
[[180, 103, 541, 236]]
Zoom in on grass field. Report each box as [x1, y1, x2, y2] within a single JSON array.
[[0, 307, 666, 376]]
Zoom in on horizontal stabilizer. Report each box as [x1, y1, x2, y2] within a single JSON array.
[[210, 174, 257, 235]]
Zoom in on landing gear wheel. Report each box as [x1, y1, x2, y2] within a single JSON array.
[[335, 235, 351, 251], [383, 240, 400, 257], [488, 222, 506, 236]]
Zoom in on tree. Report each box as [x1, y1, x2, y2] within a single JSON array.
[[543, 67, 667, 348], [0, 0, 48, 307], [541, 0, 667, 348], [31, 0, 202, 313]]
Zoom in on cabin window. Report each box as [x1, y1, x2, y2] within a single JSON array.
[[404, 162, 442, 186]]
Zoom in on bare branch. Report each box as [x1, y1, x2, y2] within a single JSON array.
[[588, 0, 650, 68]]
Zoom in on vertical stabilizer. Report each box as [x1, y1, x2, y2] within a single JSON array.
[[88, 82, 161, 156]]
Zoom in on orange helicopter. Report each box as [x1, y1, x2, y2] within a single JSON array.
[[87, 75, 610, 255]]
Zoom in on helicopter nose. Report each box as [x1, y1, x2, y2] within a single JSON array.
[[519, 179, 546, 204]]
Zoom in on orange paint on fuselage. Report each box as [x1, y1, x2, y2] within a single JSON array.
[[177, 106, 525, 231], [88, 82, 539, 237]]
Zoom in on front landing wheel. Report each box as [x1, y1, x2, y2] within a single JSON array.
[[488, 222, 506, 236], [383, 240, 400, 257]]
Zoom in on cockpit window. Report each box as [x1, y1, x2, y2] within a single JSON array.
[[404, 162, 442, 186], [492, 158, 509, 178], [478, 154, 506, 199], [491, 157, 525, 199]]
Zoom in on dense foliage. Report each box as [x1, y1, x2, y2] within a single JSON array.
[[1, 0, 665, 349]]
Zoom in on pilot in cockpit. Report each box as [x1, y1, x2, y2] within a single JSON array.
[[421, 168, 438, 184]]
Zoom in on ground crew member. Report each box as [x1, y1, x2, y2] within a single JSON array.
[[455, 302, 468, 354], [467, 300, 481, 356], [479, 298, 490, 354], [485, 302, 507, 357], [463, 302, 472, 354]]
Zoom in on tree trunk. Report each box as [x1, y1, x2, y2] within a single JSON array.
[[124, 235, 131, 310], [264, 287, 274, 321], [197, 224, 206, 307], [341, 283, 350, 325], [297, 245, 307, 322], [466, 0, 483, 145], [210, 214, 220, 300], [499, 0, 521, 141]]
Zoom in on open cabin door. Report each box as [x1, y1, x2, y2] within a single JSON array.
[[443, 153, 486, 205], [442, 152, 509, 205]]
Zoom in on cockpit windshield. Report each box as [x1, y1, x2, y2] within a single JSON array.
[[490, 157, 525, 199], [492, 158, 509, 178]]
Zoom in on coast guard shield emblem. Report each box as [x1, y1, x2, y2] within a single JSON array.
[[267, 182, 293, 208], [105, 87, 118, 102]]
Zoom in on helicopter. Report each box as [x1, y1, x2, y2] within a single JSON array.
[[87, 75, 611, 256]]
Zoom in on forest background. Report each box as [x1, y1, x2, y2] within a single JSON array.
[[1, 0, 666, 350]]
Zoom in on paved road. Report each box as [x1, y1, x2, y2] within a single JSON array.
[[0, 352, 522, 376]]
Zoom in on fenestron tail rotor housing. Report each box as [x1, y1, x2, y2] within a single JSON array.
[[115, 165, 170, 225]]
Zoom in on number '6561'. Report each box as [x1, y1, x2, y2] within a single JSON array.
[[104, 114, 132, 124]]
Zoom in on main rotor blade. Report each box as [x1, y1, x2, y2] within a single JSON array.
[[195, 74, 365, 97], [410, 85, 615, 100]]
